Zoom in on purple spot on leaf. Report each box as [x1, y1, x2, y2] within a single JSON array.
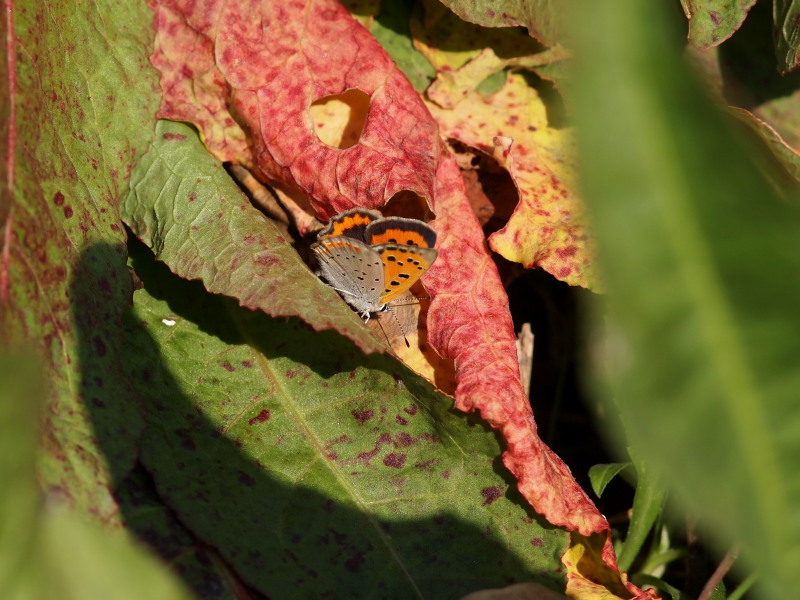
[[351, 409, 373, 425], [248, 409, 271, 425], [254, 254, 278, 267], [383, 453, 406, 468], [403, 404, 418, 415], [481, 485, 504, 505], [175, 428, 196, 451]]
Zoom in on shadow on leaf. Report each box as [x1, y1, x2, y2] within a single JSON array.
[[73, 238, 567, 598]]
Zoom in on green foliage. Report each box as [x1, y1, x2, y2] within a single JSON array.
[[571, 1, 800, 598], [122, 239, 567, 597], [7, 0, 800, 597], [0, 357, 194, 600], [588, 462, 631, 498]]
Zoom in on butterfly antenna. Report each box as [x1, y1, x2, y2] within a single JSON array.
[[389, 296, 430, 307]]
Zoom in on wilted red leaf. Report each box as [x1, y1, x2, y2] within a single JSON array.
[[426, 151, 605, 533], [151, 0, 440, 220], [427, 154, 653, 599]]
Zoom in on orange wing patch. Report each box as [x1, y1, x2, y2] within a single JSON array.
[[318, 208, 381, 240], [376, 244, 438, 304], [366, 217, 437, 249]]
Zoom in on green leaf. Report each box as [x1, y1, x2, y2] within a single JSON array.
[[122, 120, 384, 354], [122, 240, 569, 599], [438, 0, 562, 47], [40, 509, 194, 600], [587, 462, 630, 498], [115, 467, 242, 599], [616, 453, 665, 573], [633, 574, 694, 600], [773, 0, 800, 73], [588, 457, 666, 573], [0, 356, 193, 600], [0, 356, 42, 600], [570, 2, 800, 598], [370, 3, 436, 92], [3, 0, 160, 523], [681, 0, 755, 51]]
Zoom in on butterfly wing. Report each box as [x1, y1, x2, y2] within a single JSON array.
[[365, 217, 437, 249], [374, 243, 438, 305], [318, 208, 382, 242], [311, 236, 385, 315]]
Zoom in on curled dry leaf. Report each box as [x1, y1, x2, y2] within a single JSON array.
[[151, 0, 440, 220]]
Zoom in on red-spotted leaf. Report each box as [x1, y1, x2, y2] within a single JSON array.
[[427, 73, 599, 290], [1, 0, 159, 524], [151, 0, 440, 219], [122, 119, 384, 354], [426, 152, 605, 535], [122, 242, 569, 598]]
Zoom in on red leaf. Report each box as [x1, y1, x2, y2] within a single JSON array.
[[427, 154, 658, 599], [151, 0, 440, 219], [426, 151, 607, 534]]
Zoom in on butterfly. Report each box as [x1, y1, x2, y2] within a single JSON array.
[[310, 208, 438, 320]]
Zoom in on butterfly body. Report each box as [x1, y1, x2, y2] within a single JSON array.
[[311, 209, 438, 319]]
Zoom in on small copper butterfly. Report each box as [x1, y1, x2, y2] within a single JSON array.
[[311, 208, 438, 319]]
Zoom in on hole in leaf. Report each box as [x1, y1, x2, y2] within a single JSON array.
[[382, 190, 431, 220], [310, 88, 370, 149], [446, 139, 517, 235]]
